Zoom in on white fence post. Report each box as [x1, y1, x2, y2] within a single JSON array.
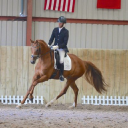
[[95, 96, 97, 105], [118, 96, 120, 105], [126, 97, 128, 105], [1, 95, 3, 103], [13, 96, 15, 104], [102, 96, 105, 105], [91, 96, 93, 104], [33, 96, 35, 104], [21, 96, 23, 103], [17, 96, 20, 104], [99, 96, 101, 105], [41, 96, 43, 104], [37, 96, 39, 104], [87, 96, 89, 104], [114, 96, 117, 105], [9, 96, 11, 104], [106, 96, 109, 105], [122, 96, 124, 105], [110, 96, 113, 105], [5, 96, 7, 104], [82, 96, 85, 104]]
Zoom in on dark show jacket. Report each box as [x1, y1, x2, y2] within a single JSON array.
[[48, 27, 69, 52]]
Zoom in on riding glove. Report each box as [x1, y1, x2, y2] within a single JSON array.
[[51, 45, 58, 50]]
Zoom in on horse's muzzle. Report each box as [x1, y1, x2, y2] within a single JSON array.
[[30, 60, 35, 64]]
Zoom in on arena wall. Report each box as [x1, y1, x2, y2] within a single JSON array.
[[0, 47, 128, 103]]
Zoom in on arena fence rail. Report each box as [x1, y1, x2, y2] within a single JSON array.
[[0, 95, 44, 105], [82, 96, 128, 106]]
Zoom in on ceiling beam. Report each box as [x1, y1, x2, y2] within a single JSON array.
[[0, 16, 128, 25]]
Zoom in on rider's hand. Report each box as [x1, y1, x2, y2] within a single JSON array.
[[51, 45, 58, 50], [48, 44, 51, 48]]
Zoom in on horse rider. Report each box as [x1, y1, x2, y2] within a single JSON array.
[[48, 16, 69, 81]]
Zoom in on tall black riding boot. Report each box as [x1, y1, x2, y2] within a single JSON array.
[[59, 63, 64, 81]]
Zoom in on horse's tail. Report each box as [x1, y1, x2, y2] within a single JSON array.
[[83, 61, 108, 94]]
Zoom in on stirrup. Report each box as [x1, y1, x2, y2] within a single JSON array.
[[59, 75, 64, 81]]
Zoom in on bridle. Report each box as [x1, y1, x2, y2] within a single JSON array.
[[31, 43, 41, 59], [31, 43, 53, 63]]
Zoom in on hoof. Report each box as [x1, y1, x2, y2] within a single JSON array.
[[45, 98, 56, 108], [16, 103, 22, 109], [68, 103, 75, 109], [45, 103, 51, 107], [68, 105, 75, 109]]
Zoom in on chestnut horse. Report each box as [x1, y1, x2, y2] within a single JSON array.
[[17, 39, 107, 108]]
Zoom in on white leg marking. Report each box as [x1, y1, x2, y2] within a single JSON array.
[[45, 97, 57, 107], [68, 102, 75, 109], [16, 103, 22, 109]]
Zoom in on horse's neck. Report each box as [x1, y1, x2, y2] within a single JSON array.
[[40, 50, 54, 63]]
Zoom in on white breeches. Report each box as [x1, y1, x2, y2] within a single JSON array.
[[57, 49, 65, 64]]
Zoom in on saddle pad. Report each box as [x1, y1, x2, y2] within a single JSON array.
[[54, 54, 71, 71]]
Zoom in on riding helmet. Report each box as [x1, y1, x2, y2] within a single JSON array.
[[57, 16, 66, 23]]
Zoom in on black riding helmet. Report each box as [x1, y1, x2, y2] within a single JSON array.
[[57, 16, 66, 23]]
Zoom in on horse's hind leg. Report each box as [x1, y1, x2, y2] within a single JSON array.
[[45, 79, 74, 107], [45, 82, 70, 107], [69, 82, 79, 109]]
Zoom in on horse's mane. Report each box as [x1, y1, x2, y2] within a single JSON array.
[[38, 40, 48, 47]]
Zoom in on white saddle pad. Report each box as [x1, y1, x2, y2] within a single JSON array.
[[54, 54, 71, 71]]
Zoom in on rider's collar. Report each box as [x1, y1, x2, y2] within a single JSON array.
[[59, 27, 64, 33]]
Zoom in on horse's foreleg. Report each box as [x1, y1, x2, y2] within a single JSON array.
[[28, 75, 48, 102], [16, 85, 33, 108], [45, 79, 74, 107], [29, 75, 48, 95], [29, 81, 38, 101], [16, 75, 48, 108]]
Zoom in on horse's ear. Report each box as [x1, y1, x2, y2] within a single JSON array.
[[30, 39, 34, 43], [35, 40, 39, 43]]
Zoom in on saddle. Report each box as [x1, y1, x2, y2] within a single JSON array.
[[54, 50, 71, 71], [50, 50, 71, 79]]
